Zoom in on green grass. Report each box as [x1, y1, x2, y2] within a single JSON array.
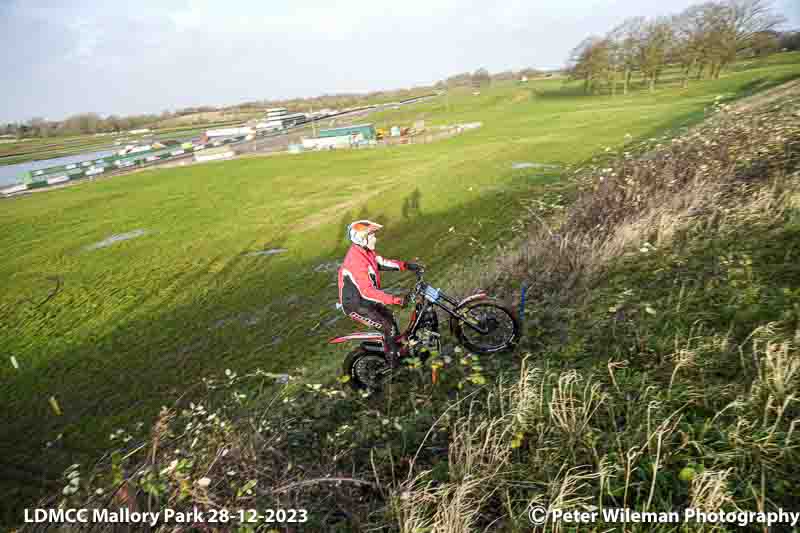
[[1, 52, 799, 525]]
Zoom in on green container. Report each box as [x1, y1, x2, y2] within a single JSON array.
[[319, 124, 376, 140], [117, 155, 139, 165], [29, 180, 49, 189]]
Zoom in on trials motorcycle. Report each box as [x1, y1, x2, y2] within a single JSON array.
[[329, 267, 520, 391]]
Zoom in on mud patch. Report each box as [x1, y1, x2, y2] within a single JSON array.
[[210, 305, 273, 330], [285, 295, 301, 305], [86, 229, 148, 250], [248, 248, 288, 257], [313, 261, 341, 273], [512, 162, 560, 170]]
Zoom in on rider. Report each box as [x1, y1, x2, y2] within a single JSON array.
[[338, 220, 421, 368]]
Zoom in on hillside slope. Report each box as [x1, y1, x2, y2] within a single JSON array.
[[20, 77, 800, 532]]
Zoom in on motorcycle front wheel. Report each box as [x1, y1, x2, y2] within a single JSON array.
[[451, 299, 520, 354]]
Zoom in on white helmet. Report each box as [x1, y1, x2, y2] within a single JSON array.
[[346, 220, 383, 247]]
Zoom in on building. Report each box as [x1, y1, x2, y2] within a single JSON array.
[[260, 108, 308, 131], [318, 124, 376, 141], [302, 123, 377, 150]]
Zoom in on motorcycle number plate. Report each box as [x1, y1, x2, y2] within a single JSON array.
[[424, 286, 441, 303]]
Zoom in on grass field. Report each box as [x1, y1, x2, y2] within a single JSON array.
[[1, 52, 799, 524]]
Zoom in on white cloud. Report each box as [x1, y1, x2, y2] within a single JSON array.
[[1, 0, 797, 122]]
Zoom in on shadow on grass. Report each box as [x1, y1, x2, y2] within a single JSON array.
[[729, 71, 800, 99], [0, 169, 558, 527]]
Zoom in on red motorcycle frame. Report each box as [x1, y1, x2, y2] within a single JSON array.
[[329, 268, 520, 390]]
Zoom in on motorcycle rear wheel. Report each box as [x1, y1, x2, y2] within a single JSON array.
[[342, 348, 391, 392]]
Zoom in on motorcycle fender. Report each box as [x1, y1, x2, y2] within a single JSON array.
[[328, 332, 384, 344], [449, 292, 488, 335], [456, 292, 488, 308]]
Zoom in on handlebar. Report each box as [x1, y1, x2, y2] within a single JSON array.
[[403, 268, 426, 305]]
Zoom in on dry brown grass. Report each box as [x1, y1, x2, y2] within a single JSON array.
[[394, 79, 800, 533], [455, 79, 800, 322]]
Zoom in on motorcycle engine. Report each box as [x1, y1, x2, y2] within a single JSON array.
[[419, 306, 439, 331], [414, 308, 441, 354]]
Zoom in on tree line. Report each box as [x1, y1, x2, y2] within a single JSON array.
[[435, 67, 547, 89], [1, 113, 164, 140], [567, 0, 795, 94], [1, 86, 439, 141]]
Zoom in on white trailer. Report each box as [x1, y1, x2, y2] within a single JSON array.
[[1, 183, 29, 196], [205, 127, 254, 138]]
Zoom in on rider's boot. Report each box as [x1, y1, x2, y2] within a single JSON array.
[[386, 348, 402, 369], [398, 338, 411, 358]]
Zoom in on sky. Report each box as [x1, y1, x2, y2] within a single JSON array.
[[1, 0, 798, 123]]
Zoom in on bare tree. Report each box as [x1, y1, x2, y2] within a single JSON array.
[[708, 0, 786, 77], [608, 17, 646, 95], [26, 117, 46, 138], [778, 30, 800, 51], [568, 36, 612, 94], [727, 0, 786, 50], [472, 68, 491, 87], [674, 4, 716, 87], [564, 0, 787, 95], [750, 30, 780, 55], [491, 70, 517, 82], [637, 18, 674, 92], [446, 72, 473, 87]]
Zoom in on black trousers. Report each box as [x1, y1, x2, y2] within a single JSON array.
[[344, 301, 400, 358]]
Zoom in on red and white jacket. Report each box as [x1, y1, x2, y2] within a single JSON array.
[[338, 244, 407, 308]]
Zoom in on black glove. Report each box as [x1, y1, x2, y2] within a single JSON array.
[[406, 262, 422, 272]]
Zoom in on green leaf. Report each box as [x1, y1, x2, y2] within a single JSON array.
[[237, 479, 258, 499]]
